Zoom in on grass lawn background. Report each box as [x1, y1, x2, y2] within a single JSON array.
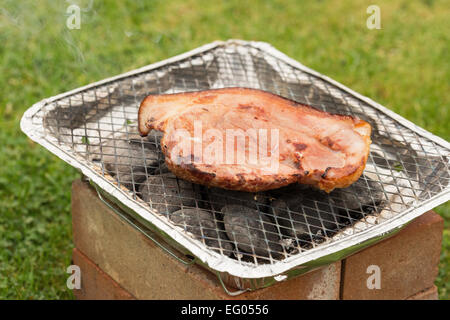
[[0, 0, 448, 299]]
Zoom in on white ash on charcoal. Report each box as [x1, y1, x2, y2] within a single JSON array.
[[205, 187, 268, 211], [270, 185, 340, 240], [91, 131, 166, 190], [269, 175, 385, 241], [138, 173, 200, 214], [115, 171, 149, 192], [100, 134, 161, 173], [222, 205, 285, 260], [138, 130, 172, 175], [91, 134, 161, 186], [169, 208, 234, 256], [329, 175, 385, 213], [145, 129, 163, 146], [153, 161, 171, 175]]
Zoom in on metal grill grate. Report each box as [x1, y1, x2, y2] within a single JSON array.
[[22, 41, 450, 280]]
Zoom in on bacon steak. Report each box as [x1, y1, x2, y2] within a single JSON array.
[[138, 88, 371, 192]]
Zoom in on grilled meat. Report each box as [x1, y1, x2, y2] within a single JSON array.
[[138, 88, 372, 192]]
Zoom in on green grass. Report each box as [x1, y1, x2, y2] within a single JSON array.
[[0, 0, 448, 299]]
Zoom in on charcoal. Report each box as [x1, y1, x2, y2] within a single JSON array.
[[270, 186, 339, 238], [116, 171, 148, 190], [153, 161, 170, 175], [222, 205, 284, 259], [268, 183, 310, 198], [329, 175, 384, 210], [146, 129, 163, 146], [206, 187, 267, 211], [99, 134, 160, 176], [138, 173, 197, 213], [170, 208, 234, 256]]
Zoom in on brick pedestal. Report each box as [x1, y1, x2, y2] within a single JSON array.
[[72, 248, 135, 300], [71, 179, 443, 300], [406, 286, 439, 300], [341, 210, 443, 300]]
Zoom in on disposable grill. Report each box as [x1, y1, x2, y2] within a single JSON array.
[[21, 40, 450, 293]]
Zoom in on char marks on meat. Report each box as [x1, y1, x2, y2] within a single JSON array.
[[138, 88, 372, 192]]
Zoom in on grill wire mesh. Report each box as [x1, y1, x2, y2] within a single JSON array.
[[32, 43, 449, 267]]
